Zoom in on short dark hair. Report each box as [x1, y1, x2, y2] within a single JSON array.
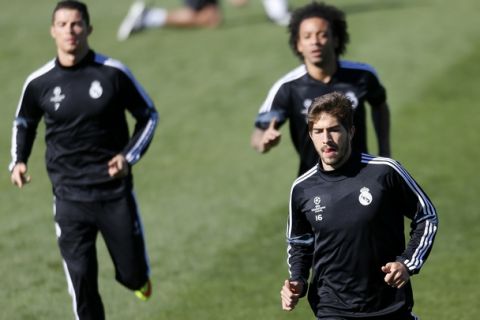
[[288, 2, 349, 61], [52, 0, 90, 26], [308, 92, 354, 131]]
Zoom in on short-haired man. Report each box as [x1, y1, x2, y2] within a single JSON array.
[[281, 92, 437, 319], [10, 1, 158, 319]]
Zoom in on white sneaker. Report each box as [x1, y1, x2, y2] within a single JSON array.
[[262, 0, 291, 26], [117, 1, 147, 41], [271, 12, 290, 26]]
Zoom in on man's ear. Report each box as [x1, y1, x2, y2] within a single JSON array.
[[349, 125, 355, 140], [296, 40, 303, 55]]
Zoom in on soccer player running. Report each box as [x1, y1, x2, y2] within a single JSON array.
[[251, 2, 391, 176], [281, 92, 438, 319], [9, 1, 158, 319]]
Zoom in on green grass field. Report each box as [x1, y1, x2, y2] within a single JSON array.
[[1, 0, 479, 319]]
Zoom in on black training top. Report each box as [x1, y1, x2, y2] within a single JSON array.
[[10, 50, 158, 201], [287, 152, 438, 318], [254, 61, 386, 176]]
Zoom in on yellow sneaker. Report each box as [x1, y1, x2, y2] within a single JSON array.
[[135, 279, 152, 301]]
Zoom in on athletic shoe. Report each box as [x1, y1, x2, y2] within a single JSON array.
[[262, 0, 291, 26], [135, 279, 152, 301], [270, 12, 291, 26], [117, 1, 147, 41]]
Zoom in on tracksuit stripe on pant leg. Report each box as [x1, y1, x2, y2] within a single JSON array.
[[53, 196, 80, 320], [131, 190, 151, 277]]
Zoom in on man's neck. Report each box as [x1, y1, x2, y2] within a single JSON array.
[[57, 47, 90, 67], [321, 148, 352, 172], [306, 60, 337, 83]]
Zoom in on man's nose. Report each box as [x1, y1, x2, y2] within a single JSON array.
[[322, 131, 332, 144]]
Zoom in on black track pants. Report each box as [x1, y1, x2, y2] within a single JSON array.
[[54, 192, 150, 320]]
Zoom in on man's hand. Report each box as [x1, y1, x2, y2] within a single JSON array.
[[280, 279, 304, 311], [382, 262, 410, 289], [252, 118, 282, 153], [11, 163, 31, 188], [108, 154, 129, 178]]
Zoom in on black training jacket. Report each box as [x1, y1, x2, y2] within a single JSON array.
[[10, 50, 158, 201], [287, 152, 438, 318]]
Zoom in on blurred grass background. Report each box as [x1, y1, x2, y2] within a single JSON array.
[[0, 0, 479, 319]]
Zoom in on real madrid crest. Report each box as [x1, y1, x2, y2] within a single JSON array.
[[301, 99, 313, 119], [345, 91, 359, 110], [89, 80, 103, 99], [358, 187, 372, 206]]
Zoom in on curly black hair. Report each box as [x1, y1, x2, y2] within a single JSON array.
[[288, 2, 349, 61]]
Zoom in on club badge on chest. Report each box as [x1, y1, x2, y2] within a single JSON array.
[[89, 80, 103, 99]]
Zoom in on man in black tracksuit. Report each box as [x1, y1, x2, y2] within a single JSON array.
[[251, 2, 391, 177], [280, 92, 438, 319], [9, 1, 158, 319]]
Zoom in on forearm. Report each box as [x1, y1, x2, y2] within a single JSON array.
[[398, 217, 438, 274], [9, 117, 38, 171], [123, 109, 158, 164], [287, 236, 313, 287]]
